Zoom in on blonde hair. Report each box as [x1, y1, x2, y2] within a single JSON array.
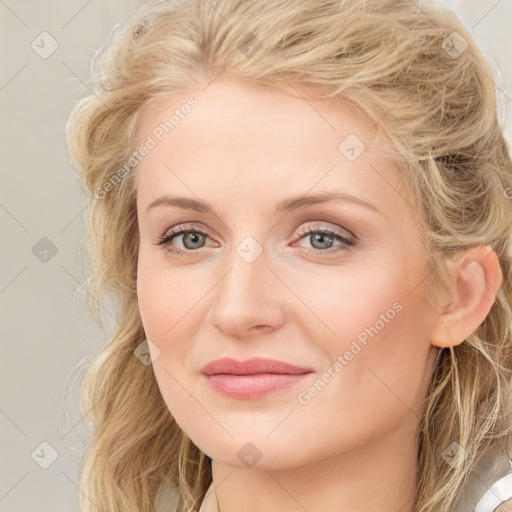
[[64, 0, 512, 510]]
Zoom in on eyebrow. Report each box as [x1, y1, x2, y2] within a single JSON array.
[[145, 192, 381, 216]]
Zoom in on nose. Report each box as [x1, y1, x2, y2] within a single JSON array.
[[206, 237, 287, 338]]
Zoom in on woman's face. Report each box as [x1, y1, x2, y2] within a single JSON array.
[[134, 74, 439, 469]]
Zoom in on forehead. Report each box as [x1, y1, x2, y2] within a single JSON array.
[[133, 75, 407, 219]]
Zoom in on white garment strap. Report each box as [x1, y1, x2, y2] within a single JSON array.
[[474, 469, 512, 512]]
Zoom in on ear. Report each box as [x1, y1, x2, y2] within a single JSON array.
[[430, 245, 503, 348]]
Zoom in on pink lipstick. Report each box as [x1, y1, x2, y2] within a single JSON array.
[[201, 357, 313, 399]]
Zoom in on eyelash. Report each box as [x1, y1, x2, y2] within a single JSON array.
[[154, 222, 356, 258]]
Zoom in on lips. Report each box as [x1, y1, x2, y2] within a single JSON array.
[[201, 357, 314, 400], [200, 356, 313, 376]]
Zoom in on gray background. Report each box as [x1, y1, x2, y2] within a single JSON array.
[[1, 1, 511, 510]]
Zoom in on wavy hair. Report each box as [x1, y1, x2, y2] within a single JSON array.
[[64, 0, 512, 510]]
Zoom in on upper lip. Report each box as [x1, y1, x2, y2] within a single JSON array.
[[201, 357, 313, 376]]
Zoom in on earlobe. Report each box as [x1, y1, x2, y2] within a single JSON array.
[[430, 245, 503, 349]]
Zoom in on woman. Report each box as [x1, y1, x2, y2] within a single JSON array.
[[65, 0, 512, 511]]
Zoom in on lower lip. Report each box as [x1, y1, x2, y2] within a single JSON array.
[[204, 373, 312, 399]]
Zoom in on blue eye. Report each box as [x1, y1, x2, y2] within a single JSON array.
[[294, 224, 355, 256], [155, 223, 356, 258], [156, 227, 211, 257]]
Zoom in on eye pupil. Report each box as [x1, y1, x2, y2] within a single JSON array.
[[183, 232, 205, 249], [310, 232, 334, 250]]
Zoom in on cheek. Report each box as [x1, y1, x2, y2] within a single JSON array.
[[136, 254, 203, 341], [292, 255, 433, 414], [136, 257, 210, 402], [136, 265, 168, 340], [288, 256, 409, 342], [136, 261, 197, 422]]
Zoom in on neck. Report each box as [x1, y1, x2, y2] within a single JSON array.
[[211, 418, 419, 512]]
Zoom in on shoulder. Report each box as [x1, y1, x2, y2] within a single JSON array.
[[495, 500, 512, 512], [473, 470, 512, 512], [454, 440, 512, 512]]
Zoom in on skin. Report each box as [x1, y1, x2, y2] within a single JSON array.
[[134, 74, 503, 512]]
